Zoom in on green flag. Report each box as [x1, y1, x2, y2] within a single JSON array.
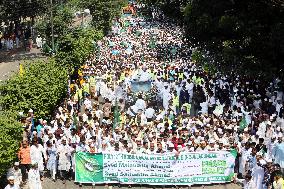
[[113, 100, 120, 130], [239, 117, 248, 130]]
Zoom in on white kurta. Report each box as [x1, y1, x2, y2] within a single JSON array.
[[243, 180, 257, 189], [274, 142, 284, 168], [30, 144, 45, 171], [251, 164, 264, 189], [57, 144, 72, 171], [239, 148, 251, 176], [28, 168, 42, 189]]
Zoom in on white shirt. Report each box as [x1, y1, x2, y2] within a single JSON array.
[[145, 108, 155, 118], [4, 184, 20, 189], [135, 99, 146, 111]]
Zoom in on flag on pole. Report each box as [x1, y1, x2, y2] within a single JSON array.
[[113, 100, 120, 130], [239, 117, 248, 130], [19, 64, 25, 76]]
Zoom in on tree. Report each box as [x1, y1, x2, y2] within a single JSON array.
[[0, 112, 23, 177], [0, 60, 69, 118], [55, 27, 103, 68], [182, 0, 284, 77], [35, 4, 75, 44], [75, 0, 128, 34]]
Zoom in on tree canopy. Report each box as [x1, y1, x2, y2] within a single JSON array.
[[145, 0, 284, 78]]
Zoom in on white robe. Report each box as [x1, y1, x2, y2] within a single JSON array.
[[244, 179, 257, 189], [162, 89, 171, 111], [239, 148, 251, 176], [28, 168, 42, 189], [57, 144, 72, 171], [30, 144, 45, 171], [135, 99, 146, 111], [251, 164, 264, 189]]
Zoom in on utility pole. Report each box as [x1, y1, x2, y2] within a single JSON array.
[[81, 11, 84, 27], [50, 0, 55, 51]]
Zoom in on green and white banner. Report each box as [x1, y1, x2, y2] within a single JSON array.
[[75, 151, 236, 185]]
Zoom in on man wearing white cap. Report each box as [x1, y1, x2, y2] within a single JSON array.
[[273, 133, 284, 174], [7, 162, 22, 186], [4, 176, 20, 189], [57, 137, 73, 183]]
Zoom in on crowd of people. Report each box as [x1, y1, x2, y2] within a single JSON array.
[[4, 2, 284, 189], [0, 26, 43, 52]]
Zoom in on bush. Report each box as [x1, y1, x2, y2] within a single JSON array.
[[55, 27, 103, 68], [0, 112, 23, 176], [0, 59, 68, 118]]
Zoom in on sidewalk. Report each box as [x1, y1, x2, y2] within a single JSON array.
[[0, 47, 46, 81]]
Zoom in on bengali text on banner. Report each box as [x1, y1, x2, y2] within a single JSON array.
[[75, 151, 236, 185]]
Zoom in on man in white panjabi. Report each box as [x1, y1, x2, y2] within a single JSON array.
[[6, 162, 22, 186], [30, 139, 46, 178], [251, 159, 265, 189], [28, 164, 42, 189], [57, 137, 73, 183]]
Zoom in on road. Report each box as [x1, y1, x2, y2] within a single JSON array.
[[0, 47, 44, 81], [23, 178, 241, 189]]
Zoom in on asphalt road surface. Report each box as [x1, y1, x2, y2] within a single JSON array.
[[28, 178, 242, 189]]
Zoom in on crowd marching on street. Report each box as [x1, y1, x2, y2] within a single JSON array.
[[4, 2, 284, 189]]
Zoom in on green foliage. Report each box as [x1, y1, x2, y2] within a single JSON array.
[[182, 0, 284, 77], [36, 4, 75, 43], [0, 0, 49, 22], [74, 0, 128, 34], [0, 112, 23, 176], [0, 60, 68, 118], [55, 27, 103, 68], [145, 0, 284, 78]]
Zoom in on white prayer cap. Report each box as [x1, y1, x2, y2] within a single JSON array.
[[259, 159, 266, 165], [50, 120, 55, 124], [136, 138, 142, 141], [267, 159, 273, 163], [102, 140, 107, 145], [32, 131, 37, 134], [61, 136, 67, 141], [256, 131, 261, 136], [187, 141, 192, 145], [267, 121, 272, 125], [223, 141, 230, 146], [278, 133, 283, 138], [256, 152, 262, 156], [244, 128, 248, 132], [14, 162, 19, 166], [43, 120, 47, 124], [168, 142, 174, 148], [28, 109, 33, 113], [7, 176, 14, 180], [217, 128, 223, 134], [209, 139, 215, 144]]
